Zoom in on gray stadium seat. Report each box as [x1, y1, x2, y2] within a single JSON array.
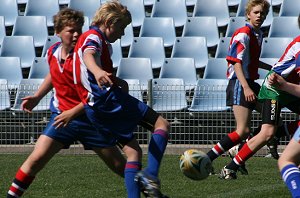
[[193, 0, 230, 27], [171, 37, 208, 69], [128, 37, 165, 69], [116, 58, 153, 90], [0, 57, 23, 89], [0, 0, 18, 27], [68, 0, 101, 24], [28, 57, 50, 79], [203, 58, 228, 79], [123, 79, 143, 102], [0, 79, 11, 110], [0, 16, 6, 45], [215, 37, 231, 58], [183, 17, 219, 48], [41, 35, 61, 57], [119, 0, 145, 27], [189, 79, 230, 112], [111, 39, 122, 68], [269, 17, 300, 38], [12, 16, 48, 48], [139, 17, 176, 47], [260, 37, 293, 58], [24, 0, 60, 27], [225, 17, 247, 37], [121, 23, 133, 47], [279, 0, 300, 16], [150, 78, 187, 112], [159, 58, 197, 90], [0, 36, 36, 69]]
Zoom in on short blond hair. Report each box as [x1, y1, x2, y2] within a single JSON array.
[[53, 8, 84, 33], [245, 0, 270, 19], [92, 0, 132, 27]]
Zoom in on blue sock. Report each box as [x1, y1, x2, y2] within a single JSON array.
[[281, 164, 300, 198], [125, 161, 141, 198], [145, 129, 168, 177]]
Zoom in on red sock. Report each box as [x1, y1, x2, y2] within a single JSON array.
[[7, 169, 35, 197], [233, 143, 254, 165]]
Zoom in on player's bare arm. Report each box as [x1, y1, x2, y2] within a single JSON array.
[[234, 62, 256, 102], [269, 72, 300, 97], [21, 73, 53, 113]]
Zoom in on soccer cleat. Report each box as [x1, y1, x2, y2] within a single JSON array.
[[135, 171, 164, 198], [219, 166, 237, 180], [267, 137, 279, 160]]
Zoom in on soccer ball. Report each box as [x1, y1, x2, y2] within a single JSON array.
[[179, 149, 212, 180]]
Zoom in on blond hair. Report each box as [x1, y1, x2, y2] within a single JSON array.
[[53, 8, 84, 33], [92, 0, 132, 27], [245, 0, 270, 19]]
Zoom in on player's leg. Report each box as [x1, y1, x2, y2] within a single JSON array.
[[278, 127, 300, 198], [7, 135, 64, 197]]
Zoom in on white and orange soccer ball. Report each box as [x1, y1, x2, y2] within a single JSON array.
[[179, 149, 212, 180]]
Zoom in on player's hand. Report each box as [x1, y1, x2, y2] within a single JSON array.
[[243, 87, 256, 102], [94, 70, 113, 90], [268, 73, 286, 89], [21, 95, 41, 113], [53, 110, 74, 128]]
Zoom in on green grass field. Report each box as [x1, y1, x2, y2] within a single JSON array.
[[1, 154, 290, 198]]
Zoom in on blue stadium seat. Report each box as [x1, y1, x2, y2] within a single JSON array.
[[68, 0, 101, 24], [123, 79, 143, 102], [0, 57, 23, 89], [159, 58, 197, 90], [279, 0, 300, 16], [0, 16, 6, 45], [272, 0, 283, 6], [82, 16, 90, 32], [144, 0, 155, 6], [236, 0, 273, 28], [225, 17, 247, 37], [0, 0, 18, 27], [11, 79, 52, 111], [151, 0, 187, 28], [189, 79, 230, 112], [59, 0, 70, 5], [12, 16, 48, 48], [41, 36, 61, 57], [193, 0, 230, 27], [260, 37, 293, 58], [0, 79, 11, 110], [203, 58, 228, 79], [139, 17, 176, 47], [111, 39, 123, 68], [121, 23, 133, 47], [185, 0, 197, 6], [116, 58, 153, 90], [24, 0, 60, 27], [28, 57, 49, 79], [183, 17, 219, 48], [269, 17, 299, 38], [171, 37, 208, 69], [120, 0, 145, 27], [228, 0, 240, 6], [128, 37, 165, 69], [258, 68, 269, 79], [215, 37, 231, 58], [0, 36, 36, 69], [150, 78, 187, 112]]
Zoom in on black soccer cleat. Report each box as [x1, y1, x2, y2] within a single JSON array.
[[267, 137, 280, 160]]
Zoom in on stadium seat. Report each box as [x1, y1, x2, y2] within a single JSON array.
[[269, 17, 299, 38], [185, 0, 197, 6], [171, 37, 208, 69], [59, 0, 70, 5], [0, 16, 6, 45], [189, 79, 230, 112], [144, 0, 155, 6], [236, 0, 273, 28], [128, 37, 165, 69], [150, 78, 187, 112], [258, 68, 269, 79], [0, 79, 11, 110], [24, 0, 60, 27], [159, 58, 197, 90], [12, 16, 48, 48], [151, 0, 187, 28], [82, 16, 90, 32], [116, 58, 153, 90], [203, 58, 228, 79], [215, 37, 231, 58], [111, 39, 122, 68], [17, 0, 28, 4], [0, 36, 36, 69], [0, 0, 18, 27], [28, 57, 49, 79], [272, 0, 283, 6], [41, 36, 61, 57], [0, 57, 23, 89], [139, 17, 176, 47], [119, 0, 145, 27], [123, 79, 143, 102], [279, 0, 300, 17], [260, 37, 293, 58], [227, 0, 240, 6], [11, 79, 52, 111], [68, 0, 101, 24], [225, 17, 247, 37], [183, 17, 219, 48], [121, 23, 133, 47], [193, 0, 230, 28]]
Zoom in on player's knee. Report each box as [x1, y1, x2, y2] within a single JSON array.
[[155, 116, 170, 132]]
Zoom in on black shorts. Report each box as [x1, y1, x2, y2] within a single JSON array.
[[226, 79, 261, 110]]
